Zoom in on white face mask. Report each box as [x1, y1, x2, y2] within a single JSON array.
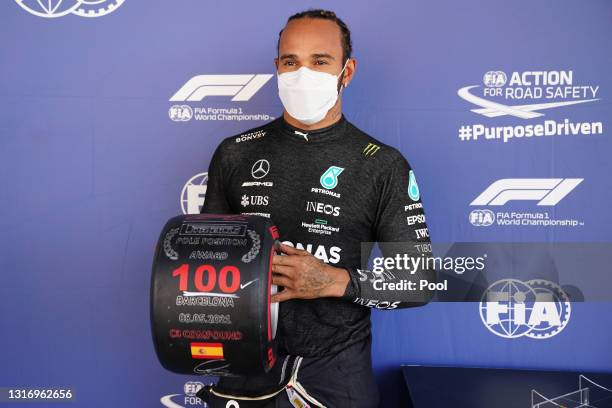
[[277, 59, 349, 126]]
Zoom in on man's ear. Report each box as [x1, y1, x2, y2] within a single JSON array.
[[344, 58, 356, 87], [274, 57, 279, 71], [338, 59, 353, 91]]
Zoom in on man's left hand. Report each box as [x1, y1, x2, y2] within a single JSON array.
[[271, 243, 350, 303]]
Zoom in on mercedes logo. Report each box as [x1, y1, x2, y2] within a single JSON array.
[[251, 159, 270, 179]]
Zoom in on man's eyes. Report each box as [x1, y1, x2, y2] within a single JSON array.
[[282, 60, 329, 66]]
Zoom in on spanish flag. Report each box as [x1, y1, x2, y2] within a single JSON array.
[[190, 342, 224, 359]]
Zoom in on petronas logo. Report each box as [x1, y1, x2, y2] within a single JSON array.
[[363, 143, 380, 156], [408, 170, 420, 201], [320, 166, 344, 190]]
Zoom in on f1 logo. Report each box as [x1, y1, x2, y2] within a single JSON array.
[[471, 178, 583, 206], [170, 74, 273, 102]]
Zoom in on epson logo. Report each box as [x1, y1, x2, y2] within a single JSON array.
[[406, 214, 426, 226], [306, 202, 340, 217]]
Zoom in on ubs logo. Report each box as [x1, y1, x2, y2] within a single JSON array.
[[241, 195, 269, 207]]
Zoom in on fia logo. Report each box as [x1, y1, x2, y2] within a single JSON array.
[[180, 172, 208, 214], [483, 71, 507, 87], [479, 279, 571, 339], [469, 209, 495, 226], [159, 380, 204, 408], [15, 0, 125, 18], [320, 166, 344, 190], [169, 105, 193, 122]]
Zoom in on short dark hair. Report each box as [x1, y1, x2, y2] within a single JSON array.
[[277, 9, 353, 64]]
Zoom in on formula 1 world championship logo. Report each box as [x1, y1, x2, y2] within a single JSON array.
[[471, 178, 583, 206], [15, 0, 125, 18], [479, 279, 571, 339], [170, 75, 273, 103], [468, 178, 585, 228], [169, 75, 275, 122]]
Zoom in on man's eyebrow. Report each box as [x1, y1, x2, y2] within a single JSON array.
[[278, 53, 336, 61], [311, 53, 335, 60], [279, 54, 298, 61]]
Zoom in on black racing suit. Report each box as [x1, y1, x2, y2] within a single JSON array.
[[201, 113, 434, 407]]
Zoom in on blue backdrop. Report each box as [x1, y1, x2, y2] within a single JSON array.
[[1, 1, 611, 407]]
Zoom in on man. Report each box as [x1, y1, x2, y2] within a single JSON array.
[[200, 9, 435, 408]]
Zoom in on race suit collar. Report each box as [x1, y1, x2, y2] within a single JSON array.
[[275, 113, 348, 143]]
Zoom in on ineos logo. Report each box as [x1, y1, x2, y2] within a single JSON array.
[[306, 201, 340, 217], [251, 159, 270, 179]]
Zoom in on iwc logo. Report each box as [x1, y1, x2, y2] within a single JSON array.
[[15, 0, 125, 18], [479, 278, 571, 339]]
